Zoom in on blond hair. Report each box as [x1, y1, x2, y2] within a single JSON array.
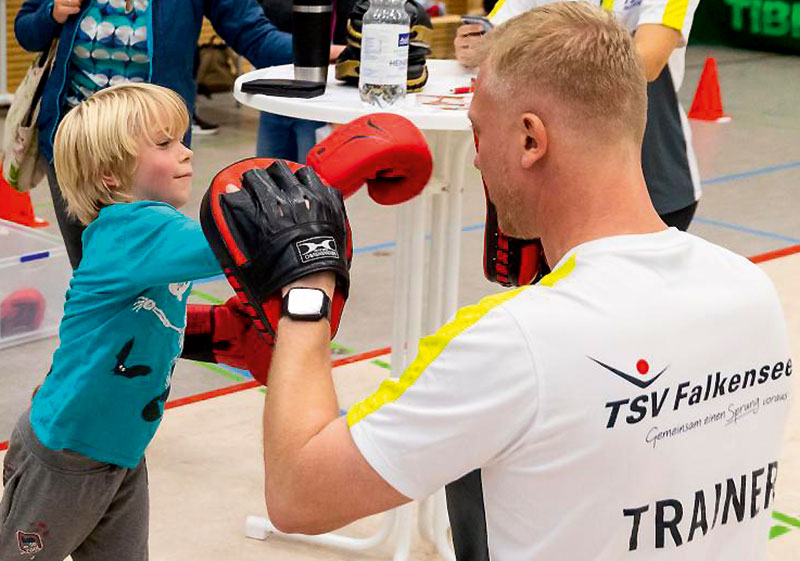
[[477, 2, 647, 142], [53, 83, 190, 225]]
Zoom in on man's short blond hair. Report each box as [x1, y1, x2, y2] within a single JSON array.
[[53, 83, 190, 225], [478, 2, 647, 142]]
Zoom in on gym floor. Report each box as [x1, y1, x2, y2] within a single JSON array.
[[1, 44, 798, 559]]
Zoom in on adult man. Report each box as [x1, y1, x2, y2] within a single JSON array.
[[211, 4, 791, 559], [456, 0, 703, 231]]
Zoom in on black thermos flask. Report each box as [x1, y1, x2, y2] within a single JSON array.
[[292, 0, 333, 84]]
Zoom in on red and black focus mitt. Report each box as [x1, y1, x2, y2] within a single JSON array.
[[482, 193, 548, 287], [183, 296, 271, 385], [473, 132, 548, 287], [306, 113, 432, 205], [200, 159, 352, 348]]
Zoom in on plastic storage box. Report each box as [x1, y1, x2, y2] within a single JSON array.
[[0, 219, 70, 350]]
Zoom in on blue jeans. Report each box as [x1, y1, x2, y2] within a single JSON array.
[[256, 112, 325, 163]]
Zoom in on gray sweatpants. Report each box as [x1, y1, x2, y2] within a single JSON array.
[[0, 412, 149, 561]]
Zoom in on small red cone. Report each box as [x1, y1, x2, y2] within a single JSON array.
[[689, 58, 730, 122], [0, 174, 49, 227]]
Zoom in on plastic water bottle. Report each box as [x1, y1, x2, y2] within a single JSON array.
[[359, 0, 411, 107]]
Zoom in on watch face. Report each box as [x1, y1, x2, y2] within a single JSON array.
[[287, 288, 325, 316]]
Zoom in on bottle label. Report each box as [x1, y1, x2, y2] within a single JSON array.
[[360, 24, 410, 85]]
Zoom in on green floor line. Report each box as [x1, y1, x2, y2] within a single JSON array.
[[769, 510, 800, 540], [371, 359, 391, 370], [770, 525, 792, 539], [190, 289, 224, 304], [197, 361, 246, 383], [772, 510, 800, 529]]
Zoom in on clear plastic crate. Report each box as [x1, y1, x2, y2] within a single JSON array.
[[0, 219, 70, 350]]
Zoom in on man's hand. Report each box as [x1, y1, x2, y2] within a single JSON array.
[[330, 44, 346, 62], [454, 24, 486, 68], [51, 0, 80, 23], [200, 159, 352, 345], [281, 271, 336, 298]]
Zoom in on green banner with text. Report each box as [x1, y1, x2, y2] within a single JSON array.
[[690, 0, 800, 54]]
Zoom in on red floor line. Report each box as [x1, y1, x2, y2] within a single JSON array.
[[749, 243, 800, 264], [0, 347, 394, 451], [164, 346, 393, 410]]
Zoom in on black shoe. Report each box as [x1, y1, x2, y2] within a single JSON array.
[[192, 113, 219, 136]]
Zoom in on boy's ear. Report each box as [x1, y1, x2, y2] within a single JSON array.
[[102, 173, 119, 188]]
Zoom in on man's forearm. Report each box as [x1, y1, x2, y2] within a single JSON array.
[[634, 24, 682, 82], [264, 318, 338, 475], [263, 276, 340, 522]]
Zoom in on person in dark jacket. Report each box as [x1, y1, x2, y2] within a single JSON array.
[[15, 0, 293, 268]]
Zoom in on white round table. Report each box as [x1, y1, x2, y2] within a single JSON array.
[[236, 60, 476, 561]]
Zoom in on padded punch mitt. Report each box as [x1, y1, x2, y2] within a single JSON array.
[[200, 158, 352, 345]]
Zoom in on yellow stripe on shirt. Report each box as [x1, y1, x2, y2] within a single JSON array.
[[539, 254, 576, 287], [347, 287, 527, 427], [487, 0, 508, 21], [347, 255, 578, 427], [601, 0, 615, 12], [661, 0, 691, 31]]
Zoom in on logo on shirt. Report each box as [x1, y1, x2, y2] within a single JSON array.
[[16, 530, 44, 555], [132, 296, 182, 333], [398, 33, 410, 47], [599, 358, 792, 429], [296, 236, 339, 263], [169, 282, 190, 301], [623, 461, 779, 551], [589, 356, 668, 389]]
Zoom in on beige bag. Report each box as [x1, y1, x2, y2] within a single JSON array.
[[2, 41, 57, 192], [196, 36, 238, 95]]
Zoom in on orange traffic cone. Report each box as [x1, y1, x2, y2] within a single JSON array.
[[689, 58, 730, 122], [0, 173, 49, 227]]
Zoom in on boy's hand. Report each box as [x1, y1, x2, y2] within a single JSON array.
[[52, 0, 81, 24], [184, 297, 272, 385]]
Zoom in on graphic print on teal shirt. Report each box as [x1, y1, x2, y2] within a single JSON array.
[[30, 202, 221, 468], [67, 0, 151, 107]]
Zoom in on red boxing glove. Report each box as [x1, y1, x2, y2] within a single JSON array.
[[1, 288, 46, 337], [306, 113, 433, 205], [183, 296, 272, 385]]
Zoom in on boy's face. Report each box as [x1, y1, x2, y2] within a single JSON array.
[[130, 132, 193, 209]]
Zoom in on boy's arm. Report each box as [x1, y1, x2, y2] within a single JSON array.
[[204, 0, 293, 69], [122, 205, 221, 289], [15, 0, 62, 52]]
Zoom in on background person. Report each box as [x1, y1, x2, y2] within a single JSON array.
[[15, 0, 293, 268], [455, 0, 703, 231]]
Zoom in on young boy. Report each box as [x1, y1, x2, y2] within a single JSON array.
[[0, 83, 223, 560]]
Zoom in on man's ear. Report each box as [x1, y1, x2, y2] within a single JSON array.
[[520, 113, 547, 169]]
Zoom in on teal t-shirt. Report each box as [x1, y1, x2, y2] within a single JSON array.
[[66, 0, 151, 107], [31, 201, 221, 468]]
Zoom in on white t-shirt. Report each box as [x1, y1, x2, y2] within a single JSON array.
[[349, 229, 792, 560]]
